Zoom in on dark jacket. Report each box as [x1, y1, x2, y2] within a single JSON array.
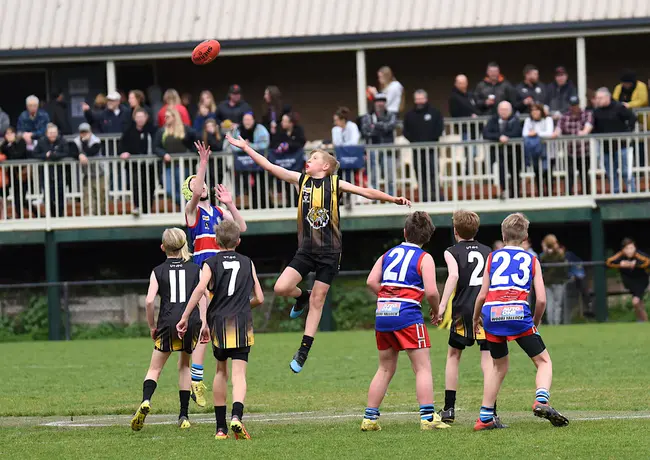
[[474, 77, 517, 115], [153, 128, 198, 157], [0, 138, 27, 160], [84, 104, 131, 134], [17, 109, 50, 137], [514, 81, 548, 113], [361, 111, 397, 144], [0, 107, 10, 136], [541, 250, 568, 285], [45, 99, 72, 135], [193, 112, 217, 132], [482, 115, 523, 141], [120, 125, 154, 156], [71, 134, 102, 159], [202, 132, 223, 153], [129, 105, 156, 135], [216, 99, 253, 125], [32, 135, 69, 161], [262, 104, 292, 130], [270, 125, 306, 153], [403, 103, 444, 143], [547, 81, 577, 115], [448, 87, 479, 118], [592, 101, 637, 154]]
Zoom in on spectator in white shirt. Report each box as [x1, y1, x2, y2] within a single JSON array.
[[523, 103, 556, 189], [367, 66, 404, 116], [331, 107, 360, 146]]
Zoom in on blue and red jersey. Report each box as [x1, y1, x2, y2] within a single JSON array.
[[186, 205, 224, 266], [482, 246, 536, 336], [375, 243, 428, 332]]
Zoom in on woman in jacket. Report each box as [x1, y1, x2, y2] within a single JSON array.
[[0, 127, 28, 218], [522, 104, 556, 192]]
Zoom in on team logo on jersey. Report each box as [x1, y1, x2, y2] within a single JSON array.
[[490, 305, 525, 322], [302, 186, 312, 203], [307, 206, 329, 229]]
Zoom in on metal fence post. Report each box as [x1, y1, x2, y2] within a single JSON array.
[[590, 206, 608, 322], [45, 231, 62, 340]]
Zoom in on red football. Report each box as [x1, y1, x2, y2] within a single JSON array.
[[191, 39, 221, 65]]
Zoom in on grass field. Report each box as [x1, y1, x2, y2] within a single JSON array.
[[1, 323, 650, 459]]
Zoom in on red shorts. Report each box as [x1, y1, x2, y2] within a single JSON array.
[[376, 323, 430, 351], [485, 326, 538, 343]]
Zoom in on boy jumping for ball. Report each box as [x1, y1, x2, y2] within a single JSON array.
[[472, 213, 569, 430], [362, 212, 448, 431], [226, 134, 410, 373], [177, 220, 264, 440]]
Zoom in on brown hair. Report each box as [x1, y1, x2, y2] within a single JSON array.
[[453, 209, 480, 240], [199, 90, 217, 113], [202, 118, 220, 145], [501, 213, 529, 244], [215, 220, 241, 249], [309, 149, 339, 175], [163, 88, 181, 106], [264, 85, 283, 119], [335, 107, 351, 122], [130, 90, 145, 106], [94, 93, 106, 108], [530, 103, 545, 119], [404, 211, 435, 246], [621, 237, 636, 248]]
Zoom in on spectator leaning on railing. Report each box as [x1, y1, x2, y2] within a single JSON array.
[[555, 96, 593, 195], [154, 107, 198, 205], [515, 64, 548, 114], [547, 66, 577, 121], [331, 107, 360, 146], [32, 123, 69, 217], [127, 90, 155, 133], [592, 87, 637, 193], [71, 123, 105, 216], [17, 95, 50, 150], [403, 90, 444, 202], [361, 93, 397, 196], [120, 108, 156, 216], [1, 127, 28, 218], [482, 101, 522, 199], [217, 84, 252, 128], [474, 62, 517, 115], [613, 69, 650, 132], [522, 103, 555, 188]]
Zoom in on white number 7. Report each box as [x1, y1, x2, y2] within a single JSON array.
[[223, 261, 241, 296]]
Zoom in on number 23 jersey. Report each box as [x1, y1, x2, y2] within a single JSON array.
[[483, 246, 536, 336], [376, 243, 428, 332]]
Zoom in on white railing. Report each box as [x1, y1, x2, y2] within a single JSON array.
[[1, 133, 649, 231]]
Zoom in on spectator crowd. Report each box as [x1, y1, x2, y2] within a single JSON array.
[[1, 61, 649, 218]]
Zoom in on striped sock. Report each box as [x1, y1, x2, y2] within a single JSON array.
[[191, 364, 204, 382], [479, 406, 495, 423], [419, 404, 434, 422], [364, 407, 380, 420], [536, 388, 550, 404]]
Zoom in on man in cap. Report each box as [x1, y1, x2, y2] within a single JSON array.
[[71, 122, 106, 215], [547, 66, 578, 120], [82, 91, 130, 134], [217, 84, 253, 128]]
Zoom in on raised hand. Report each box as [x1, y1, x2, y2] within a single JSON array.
[[225, 134, 247, 150], [215, 184, 232, 205], [194, 141, 211, 163]]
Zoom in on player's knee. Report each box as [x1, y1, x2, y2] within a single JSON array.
[[532, 351, 551, 368], [309, 291, 327, 309]]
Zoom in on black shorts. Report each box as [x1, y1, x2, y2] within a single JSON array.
[[213, 346, 250, 362], [449, 332, 489, 351], [288, 250, 341, 285], [487, 333, 546, 360], [154, 324, 199, 354], [623, 278, 649, 299]]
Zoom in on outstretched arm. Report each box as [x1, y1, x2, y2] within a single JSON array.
[[437, 251, 459, 321], [225, 134, 300, 184], [250, 262, 265, 307], [185, 141, 211, 226], [215, 184, 247, 232], [339, 180, 411, 206]]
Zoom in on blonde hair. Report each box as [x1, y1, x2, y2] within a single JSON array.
[[199, 90, 217, 113], [163, 88, 181, 106], [453, 209, 480, 240], [215, 220, 241, 249], [501, 213, 529, 244], [164, 108, 186, 139], [378, 66, 396, 89], [162, 227, 191, 261], [310, 149, 340, 175]]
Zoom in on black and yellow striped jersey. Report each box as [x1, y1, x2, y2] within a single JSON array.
[[297, 173, 341, 254]]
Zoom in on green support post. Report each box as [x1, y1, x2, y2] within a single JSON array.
[[319, 289, 335, 332], [590, 207, 607, 322], [45, 231, 62, 340]]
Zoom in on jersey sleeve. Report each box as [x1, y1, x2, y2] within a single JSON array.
[[606, 251, 624, 268]]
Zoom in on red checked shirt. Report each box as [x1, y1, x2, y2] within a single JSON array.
[[558, 110, 593, 157]]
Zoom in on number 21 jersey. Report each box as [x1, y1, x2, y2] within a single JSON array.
[[483, 246, 536, 336], [376, 243, 427, 332]]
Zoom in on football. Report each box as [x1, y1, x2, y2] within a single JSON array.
[[191, 39, 221, 65]]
